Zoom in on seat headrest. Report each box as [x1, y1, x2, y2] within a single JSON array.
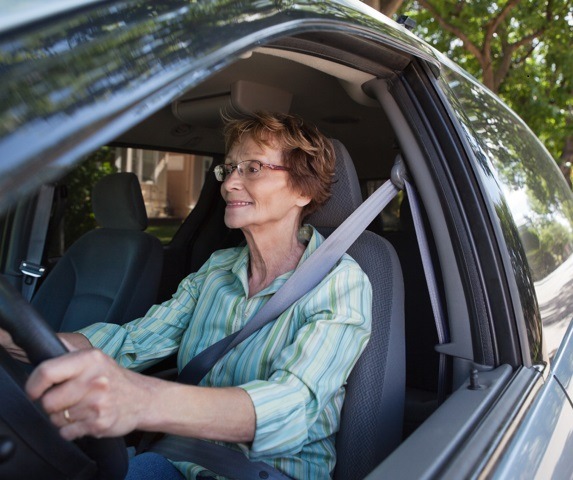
[[92, 172, 148, 230], [306, 139, 363, 228]]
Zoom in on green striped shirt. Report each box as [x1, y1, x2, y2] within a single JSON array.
[[80, 226, 372, 479]]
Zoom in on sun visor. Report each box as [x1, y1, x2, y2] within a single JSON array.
[[172, 81, 293, 127]]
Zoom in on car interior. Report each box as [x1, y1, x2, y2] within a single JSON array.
[[1, 31, 474, 479]]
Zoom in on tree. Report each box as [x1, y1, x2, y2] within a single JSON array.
[[362, 0, 573, 275], [361, 0, 573, 184], [361, 0, 405, 16], [61, 147, 117, 250]]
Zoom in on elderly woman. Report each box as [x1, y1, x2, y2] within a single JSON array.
[[1, 112, 372, 479]]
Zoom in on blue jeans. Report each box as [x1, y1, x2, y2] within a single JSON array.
[[125, 452, 185, 480]]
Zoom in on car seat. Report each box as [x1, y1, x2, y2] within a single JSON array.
[[307, 140, 405, 480], [31, 172, 163, 332]]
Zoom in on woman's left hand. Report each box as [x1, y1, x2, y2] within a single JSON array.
[[26, 348, 153, 440]]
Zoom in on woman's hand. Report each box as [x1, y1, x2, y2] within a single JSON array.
[[26, 348, 154, 441], [0, 327, 29, 362], [0, 330, 91, 363], [26, 347, 257, 444], [0, 327, 13, 348]]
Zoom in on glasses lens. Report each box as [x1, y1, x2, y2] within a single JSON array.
[[214, 165, 225, 182], [241, 160, 262, 179]]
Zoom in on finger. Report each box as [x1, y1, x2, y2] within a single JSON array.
[[55, 391, 117, 440], [0, 328, 11, 345], [39, 371, 111, 416], [50, 405, 79, 429], [59, 416, 96, 441], [49, 402, 97, 433], [26, 349, 109, 401], [50, 378, 118, 431]]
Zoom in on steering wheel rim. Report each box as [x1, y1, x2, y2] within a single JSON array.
[[0, 276, 128, 480]]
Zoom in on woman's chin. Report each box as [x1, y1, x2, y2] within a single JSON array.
[[224, 216, 245, 230]]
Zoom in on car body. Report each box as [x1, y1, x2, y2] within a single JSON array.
[[1, 0, 573, 478]]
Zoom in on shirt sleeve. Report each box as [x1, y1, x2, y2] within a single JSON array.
[[239, 258, 372, 459], [78, 272, 201, 372]]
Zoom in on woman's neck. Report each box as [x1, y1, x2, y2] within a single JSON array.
[[244, 224, 307, 297]]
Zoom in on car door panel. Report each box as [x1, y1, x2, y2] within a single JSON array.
[[367, 365, 515, 479], [549, 318, 573, 406], [492, 371, 573, 478]]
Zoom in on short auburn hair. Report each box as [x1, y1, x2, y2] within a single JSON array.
[[223, 111, 335, 218]]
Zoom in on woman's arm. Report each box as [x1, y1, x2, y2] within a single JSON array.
[[60, 332, 93, 350], [0, 329, 91, 362], [25, 348, 256, 442]]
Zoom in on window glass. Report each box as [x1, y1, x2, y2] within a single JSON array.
[[115, 147, 212, 244], [59, 147, 212, 251], [438, 66, 573, 360]]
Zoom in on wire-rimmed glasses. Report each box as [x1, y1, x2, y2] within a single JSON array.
[[214, 160, 290, 182]]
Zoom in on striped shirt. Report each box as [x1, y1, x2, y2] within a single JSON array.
[[79, 226, 372, 479]]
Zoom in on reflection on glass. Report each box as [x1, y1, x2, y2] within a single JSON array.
[[439, 65, 573, 360]]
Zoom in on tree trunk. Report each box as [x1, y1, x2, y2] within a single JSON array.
[[361, 0, 404, 17], [560, 134, 573, 188]]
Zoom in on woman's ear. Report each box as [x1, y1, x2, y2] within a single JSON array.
[[296, 193, 312, 208]]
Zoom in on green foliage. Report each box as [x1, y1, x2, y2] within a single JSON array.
[[398, 0, 573, 170], [62, 147, 117, 249], [393, 0, 573, 282]]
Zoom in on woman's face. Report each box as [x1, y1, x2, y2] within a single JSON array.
[[221, 135, 310, 234]]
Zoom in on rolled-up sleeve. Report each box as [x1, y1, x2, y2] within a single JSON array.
[[239, 261, 372, 459]]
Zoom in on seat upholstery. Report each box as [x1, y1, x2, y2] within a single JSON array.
[[32, 172, 163, 332], [159, 159, 244, 302], [306, 140, 405, 480]]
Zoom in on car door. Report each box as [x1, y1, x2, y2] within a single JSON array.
[[435, 58, 573, 478]]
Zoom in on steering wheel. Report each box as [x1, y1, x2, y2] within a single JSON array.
[[0, 276, 128, 480]]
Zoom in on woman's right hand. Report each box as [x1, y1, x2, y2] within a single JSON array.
[[0, 327, 90, 360], [1, 328, 91, 363], [0, 327, 10, 346], [0, 326, 29, 362]]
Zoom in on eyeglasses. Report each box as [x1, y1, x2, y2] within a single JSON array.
[[214, 160, 290, 182]]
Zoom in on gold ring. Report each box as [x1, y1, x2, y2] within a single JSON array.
[[63, 408, 72, 423]]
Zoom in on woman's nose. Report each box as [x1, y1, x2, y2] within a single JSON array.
[[222, 168, 242, 189]]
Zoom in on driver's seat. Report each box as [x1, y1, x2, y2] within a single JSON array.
[[31, 172, 163, 332], [307, 140, 405, 479]]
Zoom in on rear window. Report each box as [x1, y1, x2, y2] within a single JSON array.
[[57, 147, 213, 252]]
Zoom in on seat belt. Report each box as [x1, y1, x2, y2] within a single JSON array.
[[150, 435, 293, 480], [19, 185, 55, 301], [393, 155, 450, 404]]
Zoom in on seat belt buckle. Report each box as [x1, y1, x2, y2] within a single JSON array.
[[19, 261, 46, 280]]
